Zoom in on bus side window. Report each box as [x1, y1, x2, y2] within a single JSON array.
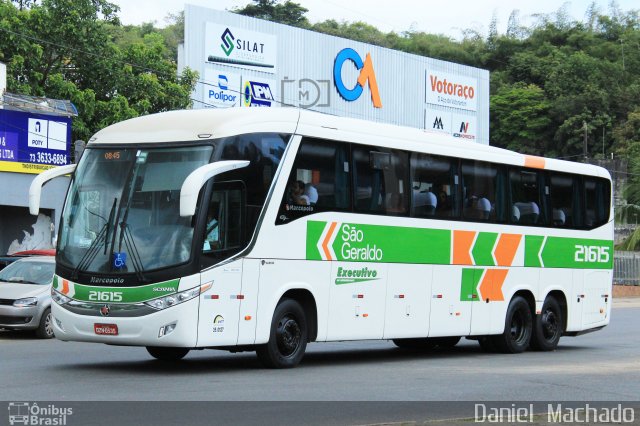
[[584, 177, 611, 228], [276, 138, 351, 224], [353, 146, 408, 216], [509, 169, 546, 226], [549, 173, 576, 228], [461, 160, 502, 222], [202, 182, 245, 261], [410, 153, 456, 219]]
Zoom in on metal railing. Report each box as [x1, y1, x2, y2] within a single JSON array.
[[614, 251, 640, 285]]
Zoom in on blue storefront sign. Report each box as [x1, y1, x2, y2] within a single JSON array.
[[0, 109, 71, 174]]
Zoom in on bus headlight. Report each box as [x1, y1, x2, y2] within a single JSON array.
[[144, 282, 211, 311], [51, 288, 71, 305]]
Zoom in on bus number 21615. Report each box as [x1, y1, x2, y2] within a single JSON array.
[[574, 245, 610, 263]]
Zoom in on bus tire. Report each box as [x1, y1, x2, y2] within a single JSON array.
[[256, 298, 308, 368], [146, 346, 190, 361], [530, 296, 563, 351], [478, 336, 497, 352], [492, 296, 532, 354]]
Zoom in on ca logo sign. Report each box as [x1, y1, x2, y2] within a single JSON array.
[[333, 48, 382, 108]]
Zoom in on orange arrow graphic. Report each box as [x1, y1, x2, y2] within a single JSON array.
[[478, 269, 508, 301], [453, 230, 476, 265], [322, 222, 338, 260], [493, 234, 522, 266]]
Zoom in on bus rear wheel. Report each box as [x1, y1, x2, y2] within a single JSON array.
[[256, 298, 308, 368], [530, 296, 563, 351], [146, 346, 190, 361], [492, 296, 532, 354]]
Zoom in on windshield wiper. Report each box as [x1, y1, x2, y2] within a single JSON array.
[[71, 198, 117, 280], [116, 205, 148, 283]]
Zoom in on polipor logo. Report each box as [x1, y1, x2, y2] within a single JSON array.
[[220, 28, 235, 56], [333, 48, 382, 108]]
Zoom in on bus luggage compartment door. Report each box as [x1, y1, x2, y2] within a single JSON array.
[[196, 259, 243, 347]]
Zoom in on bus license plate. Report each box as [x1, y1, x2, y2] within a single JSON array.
[[94, 323, 118, 336]]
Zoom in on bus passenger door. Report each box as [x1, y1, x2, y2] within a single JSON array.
[[197, 260, 243, 347], [327, 262, 387, 340], [428, 266, 471, 337], [383, 264, 431, 339]]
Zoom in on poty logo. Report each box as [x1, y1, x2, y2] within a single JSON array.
[[220, 28, 235, 56], [333, 48, 382, 108], [243, 81, 274, 107]]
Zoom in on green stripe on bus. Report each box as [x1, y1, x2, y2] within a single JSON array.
[[472, 232, 498, 266], [460, 268, 482, 302]]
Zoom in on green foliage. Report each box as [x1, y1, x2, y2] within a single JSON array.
[[233, 0, 309, 27], [616, 227, 640, 251], [0, 0, 196, 142]]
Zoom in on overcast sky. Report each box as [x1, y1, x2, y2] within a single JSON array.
[[110, 0, 638, 39]]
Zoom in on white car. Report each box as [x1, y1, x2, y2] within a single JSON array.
[[0, 256, 56, 338]]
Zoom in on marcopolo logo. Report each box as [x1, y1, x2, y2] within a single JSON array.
[[220, 28, 235, 56], [8, 402, 73, 425], [243, 80, 275, 107], [333, 48, 382, 108]]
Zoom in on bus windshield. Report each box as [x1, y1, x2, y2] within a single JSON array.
[[58, 145, 213, 273]]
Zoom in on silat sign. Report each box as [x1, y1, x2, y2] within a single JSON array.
[[205, 23, 277, 73]]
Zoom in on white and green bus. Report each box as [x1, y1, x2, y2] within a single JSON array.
[[30, 108, 613, 368]]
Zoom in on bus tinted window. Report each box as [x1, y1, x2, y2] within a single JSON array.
[[461, 161, 503, 222], [220, 133, 289, 231], [549, 174, 579, 228], [353, 146, 408, 216], [584, 178, 610, 228], [410, 153, 457, 218], [509, 169, 546, 226], [277, 138, 351, 224]]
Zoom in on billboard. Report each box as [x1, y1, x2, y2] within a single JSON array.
[[181, 6, 490, 144], [0, 109, 71, 174]]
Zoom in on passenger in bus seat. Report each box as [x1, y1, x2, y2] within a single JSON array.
[[515, 201, 539, 224], [476, 197, 491, 220], [304, 183, 318, 206], [288, 180, 310, 206], [553, 209, 566, 226]]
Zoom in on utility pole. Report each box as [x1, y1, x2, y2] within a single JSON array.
[[620, 39, 625, 71], [583, 121, 588, 163]]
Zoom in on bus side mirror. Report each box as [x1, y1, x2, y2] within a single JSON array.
[[180, 160, 250, 217], [29, 164, 76, 215]]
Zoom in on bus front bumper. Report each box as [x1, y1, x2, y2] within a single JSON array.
[[51, 297, 200, 347]]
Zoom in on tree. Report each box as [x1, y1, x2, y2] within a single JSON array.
[[233, 0, 309, 27], [0, 0, 197, 141], [490, 83, 552, 155]]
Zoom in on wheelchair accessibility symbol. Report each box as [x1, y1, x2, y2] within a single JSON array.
[[112, 252, 127, 269]]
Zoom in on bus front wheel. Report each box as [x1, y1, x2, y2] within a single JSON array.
[[492, 296, 532, 353], [256, 298, 308, 368], [146, 346, 190, 361]]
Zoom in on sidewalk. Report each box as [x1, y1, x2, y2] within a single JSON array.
[[613, 297, 640, 308]]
